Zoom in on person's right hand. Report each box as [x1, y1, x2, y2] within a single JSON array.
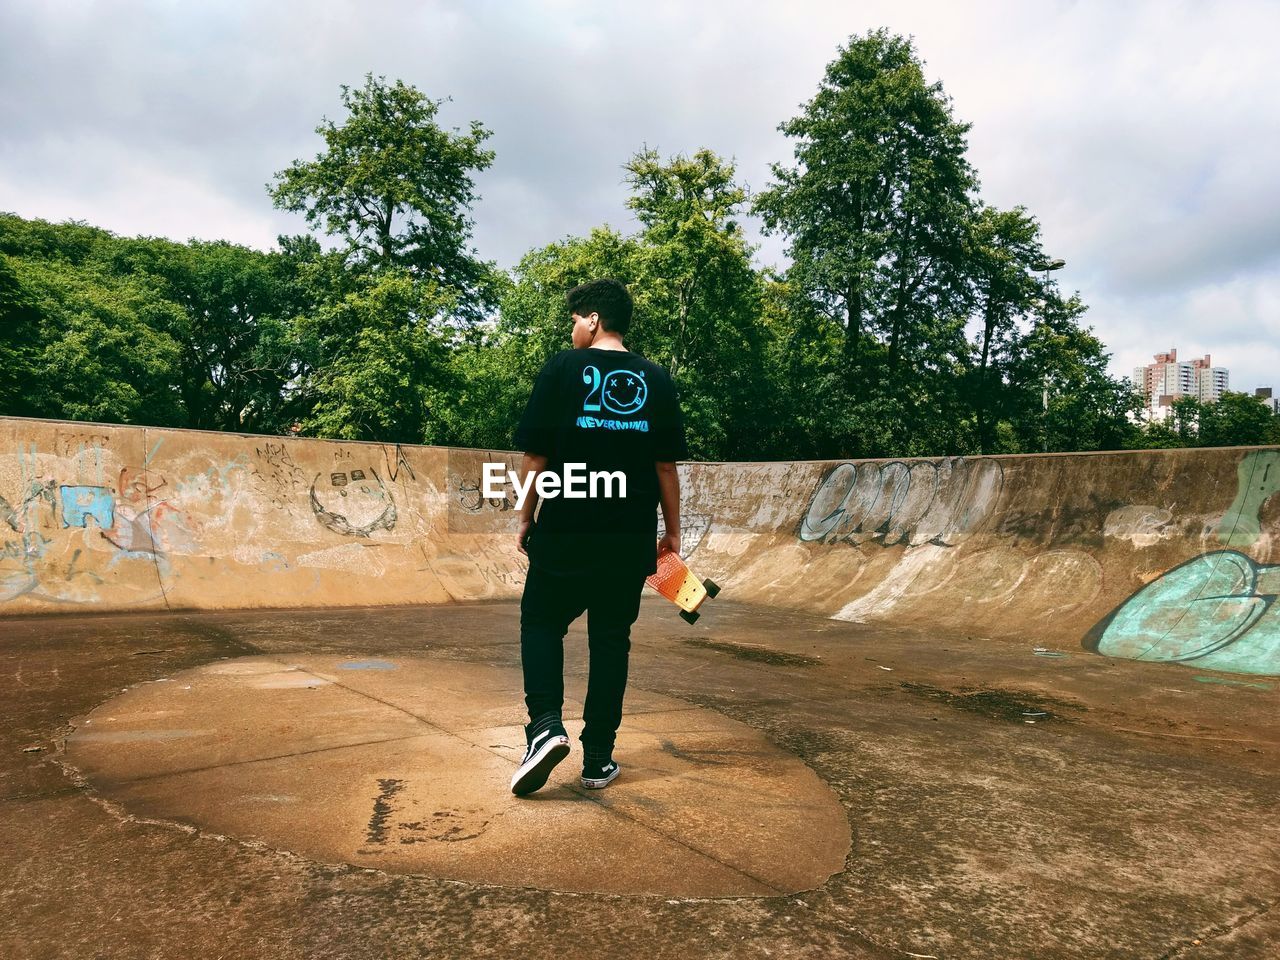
[[516, 519, 532, 557]]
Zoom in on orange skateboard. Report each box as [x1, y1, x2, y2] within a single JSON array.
[[646, 548, 721, 624]]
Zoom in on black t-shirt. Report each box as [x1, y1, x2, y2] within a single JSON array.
[[514, 347, 688, 576]]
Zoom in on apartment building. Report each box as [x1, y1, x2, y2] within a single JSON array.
[[1132, 348, 1229, 418]]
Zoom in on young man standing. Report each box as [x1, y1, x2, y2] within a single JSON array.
[[509, 278, 687, 796]]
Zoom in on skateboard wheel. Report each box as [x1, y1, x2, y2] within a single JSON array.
[[703, 579, 720, 599], [679, 609, 700, 625]]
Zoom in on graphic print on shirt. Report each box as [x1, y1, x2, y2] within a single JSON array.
[[577, 365, 650, 431]]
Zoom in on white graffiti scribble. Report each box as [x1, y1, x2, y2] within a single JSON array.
[[799, 458, 1004, 547]]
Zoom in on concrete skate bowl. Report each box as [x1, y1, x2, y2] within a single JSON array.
[[4, 416, 1279, 897], [3, 415, 1278, 674]]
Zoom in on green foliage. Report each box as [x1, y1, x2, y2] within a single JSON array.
[[105, 236, 298, 431], [0, 213, 303, 431], [441, 150, 781, 461], [754, 31, 1142, 460], [755, 29, 976, 367], [434, 228, 640, 451], [1140, 393, 1280, 448], [294, 269, 455, 443], [12, 256, 185, 425], [1001, 295, 1144, 453], [0, 254, 44, 417], [269, 74, 500, 322], [753, 30, 983, 459], [623, 149, 777, 459], [963, 206, 1054, 453], [4, 57, 1268, 461]]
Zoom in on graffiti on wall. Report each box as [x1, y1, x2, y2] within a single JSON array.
[[1088, 452, 1280, 675], [457, 476, 514, 513], [309, 470, 397, 538], [251, 442, 307, 513], [0, 467, 192, 604], [59, 485, 115, 529], [384, 444, 416, 484], [658, 512, 711, 558], [799, 458, 1004, 548], [1086, 550, 1280, 675], [105, 467, 196, 561], [1218, 450, 1280, 547]]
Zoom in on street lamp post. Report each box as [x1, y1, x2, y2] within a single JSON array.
[[1030, 259, 1066, 452]]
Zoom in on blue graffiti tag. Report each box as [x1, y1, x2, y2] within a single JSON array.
[[59, 485, 115, 530]]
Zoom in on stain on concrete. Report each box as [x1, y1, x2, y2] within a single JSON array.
[[897, 682, 1085, 724], [681, 638, 820, 667], [1192, 675, 1274, 691], [364, 778, 405, 845]]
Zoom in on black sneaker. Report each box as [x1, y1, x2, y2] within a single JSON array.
[[511, 719, 570, 796], [581, 756, 620, 789]]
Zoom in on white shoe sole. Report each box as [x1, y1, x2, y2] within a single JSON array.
[[511, 735, 570, 796], [581, 763, 621, 789]]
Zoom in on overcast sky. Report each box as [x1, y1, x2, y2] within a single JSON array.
[[2, 0, 1278, 392]]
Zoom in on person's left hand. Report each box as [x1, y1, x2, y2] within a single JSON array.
[[658, 531, 681, 556]]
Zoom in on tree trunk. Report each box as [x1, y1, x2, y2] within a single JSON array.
[[975, 294, 997, 454]]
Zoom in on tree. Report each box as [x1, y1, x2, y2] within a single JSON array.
[[293, 269, 455, 443], [754, 30, 977, 372], [269, 75, 499, 322], [964, 206, 1056, 453], [1003, 294, 1142, 453], [752, 30, 981, 459], [623, 149, 776, 458], [13, 258, 185, 426], [0, 254, 44, 417], [105, 236, 297, 431], [1150, 392, 1280, 448]]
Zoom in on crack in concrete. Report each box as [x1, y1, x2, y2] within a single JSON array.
[[0, 783, 85, 805], [1156, 900, 1277, 959], [101, 731, 436, 785]]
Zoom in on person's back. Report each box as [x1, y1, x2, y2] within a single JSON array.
[[508, 278, 687, 796]]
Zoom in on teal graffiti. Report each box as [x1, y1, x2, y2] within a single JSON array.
[[1217, 450, 1280, 547], [1086, 550, 1280, 676], [59, 485, 115, 529]]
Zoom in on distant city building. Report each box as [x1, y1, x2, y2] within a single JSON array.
[[1257, 387, 1280, 415], [1132, 348, 1229, 419]]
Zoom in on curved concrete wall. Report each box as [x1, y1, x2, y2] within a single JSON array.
[[2, 417, 1278, 674]]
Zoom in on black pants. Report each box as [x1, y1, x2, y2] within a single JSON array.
[[520, 563, 647, 755]]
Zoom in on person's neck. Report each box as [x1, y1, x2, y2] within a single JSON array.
[[587, 333, 627, 352]]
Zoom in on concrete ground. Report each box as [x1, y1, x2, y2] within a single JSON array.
[[2, 599, 1278, 960]]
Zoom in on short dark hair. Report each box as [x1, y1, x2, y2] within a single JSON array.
[[566, 278, 633, 335]]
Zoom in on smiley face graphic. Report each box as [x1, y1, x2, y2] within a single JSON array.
[[601, 369, 648, 415]]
